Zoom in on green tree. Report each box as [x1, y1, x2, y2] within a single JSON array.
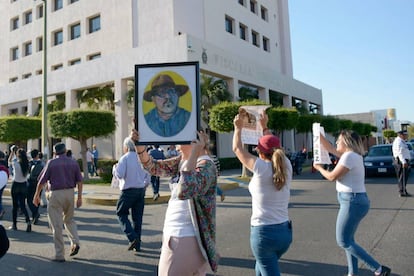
[[238, 86, 259, 101], [320, 115, 340, 134], [49, 109, 116, 180], [383, 129, 396, 143], [267, 107, 299, 135], [77, 85, 114, 110], [0, 116, 41, 145]]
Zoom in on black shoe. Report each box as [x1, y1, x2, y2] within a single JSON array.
[[399, 192, 405, 197], [9, 224, 17, 230], [26, 223, 32, 232], [51, 258, 65, 263], [153, 193, 160, 201], [70, 244, 80, 256], [405, 192, 411, 197], [378, 265, 391, 276], [128, 239, 139, 251]]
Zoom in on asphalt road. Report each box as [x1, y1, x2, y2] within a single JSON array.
[[1, 172, 413, 276]]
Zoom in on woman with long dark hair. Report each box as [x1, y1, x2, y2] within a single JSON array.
[[10, 148, 31, 232]]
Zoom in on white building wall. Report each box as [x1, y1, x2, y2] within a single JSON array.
[[0, 0, 322, 160]]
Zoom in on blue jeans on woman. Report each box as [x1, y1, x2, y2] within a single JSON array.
[[250, 221, 292, 276], [336, 192, 380, 275], [116, 188, 146, 248]]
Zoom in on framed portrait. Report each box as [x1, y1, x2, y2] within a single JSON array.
[[134, 61, 200, 145]]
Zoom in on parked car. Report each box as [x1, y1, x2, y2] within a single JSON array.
[[364, 144, 396, 177], [405, 142, 414, 167]]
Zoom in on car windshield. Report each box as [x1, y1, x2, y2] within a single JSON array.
[[368, 146, 392, 157]]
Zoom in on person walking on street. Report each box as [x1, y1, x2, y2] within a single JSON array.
[[0, 151, 9, 219], [9, 148, 32, 232], [392, 130, 411, 197], [92, 144, 99, 176], [132, 129, 219, 275], [33, 142, 83, 262], [233, 111, 293, 276], [113, 137, 149, 252], [313, 130, 391, 276], [149, 145, 165, 201], [27, 149, 44, 225], [86, 148, 94, 177]]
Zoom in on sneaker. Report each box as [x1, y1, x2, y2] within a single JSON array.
[[70, 244, 80, 256], [128, 239, 139, 251], [377, 265, 391, 276], [153, 193, 160, 201]]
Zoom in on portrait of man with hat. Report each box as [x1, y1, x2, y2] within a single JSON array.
[[143, 73, 191, 137]]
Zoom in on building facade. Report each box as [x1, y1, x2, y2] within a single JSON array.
[[0, 0, 322, 160]]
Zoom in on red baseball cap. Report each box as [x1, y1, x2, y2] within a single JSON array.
[[256, 135, 281, 154]]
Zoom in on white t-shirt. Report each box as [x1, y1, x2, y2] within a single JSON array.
[[336, 151, 366, 193], [163, 160, 194, 237], [248, 157, 291, 226]]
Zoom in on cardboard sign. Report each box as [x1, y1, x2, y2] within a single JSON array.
[[312, 123, 332, 164], [239, 105, 271, 145]]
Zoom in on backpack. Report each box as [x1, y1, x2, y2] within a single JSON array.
[[29, 160, 44, 183]]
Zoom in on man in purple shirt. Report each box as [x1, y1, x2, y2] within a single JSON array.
[[33, 142, 83, 262]]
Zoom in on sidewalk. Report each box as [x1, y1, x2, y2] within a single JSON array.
[[2, 169, 245, 206]]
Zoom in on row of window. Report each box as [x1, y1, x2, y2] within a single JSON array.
[[10, 0, 79, 31], [10, 15, 100, 61], [9, 52, 101, 83], [225, 15, 271, 52], [238, 0, 269, 22]]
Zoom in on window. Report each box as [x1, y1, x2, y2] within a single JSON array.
[[252, 30, 259, 47], [52, 63, 63, 70], [260, 6, 268, 21], [225, 15, 234, 34], [9, 108, 18, 115], [36, 69, 42, 75], [69, 0, 79, 3], [37, 37, 43, 51], [70, 23, 81, 40], [238, 0, 245, 6], [239, 23, 247, 41], [37, 4, 43, 19], [23, 73, 32, 79], [9, 77, 18, 83], [262, 36, 269, 52], [53, 30, 63, 46], [69, 58, 81, 65], [53, 0, 63, 11], [87, 53, 101, 60], [89, 15, 101, 33], [24, 41, 32, 56], [250, 0, 257, 14], [11, 47, 19, 61], [11, 17, 19, 30], [24, 10, 32, 24]]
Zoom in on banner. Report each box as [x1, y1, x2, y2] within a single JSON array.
[[239, 105, 271, 145], [312, 123, 331, 164]]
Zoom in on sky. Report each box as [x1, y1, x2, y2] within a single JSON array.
[[288, 0, 414, 122]]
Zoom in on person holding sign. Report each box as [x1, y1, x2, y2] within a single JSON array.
[[313, 131, 391, 276], [232, 111, 292, 276]]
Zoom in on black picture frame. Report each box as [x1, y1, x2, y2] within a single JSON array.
[[134, 61, 200, 145]]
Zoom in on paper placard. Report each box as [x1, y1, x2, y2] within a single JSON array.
[[239, 105, 271, 145], [312, 123, 332, 164]]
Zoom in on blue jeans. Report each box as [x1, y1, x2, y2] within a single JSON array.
[[336, 192, 380, 274], [250, 221, 292, 276], [0, 186, 5, 213], [151, 175, 160, 194], [116, 188, 146, 243]]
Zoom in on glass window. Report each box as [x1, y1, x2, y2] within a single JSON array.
[[37, 37, 43, 51], [238, 0, 244, 6], [225, 15, 234, 34], [53, 30, 63, 45], [24, 41, 32, 56], [37, 4, 43, 19], [70, 23, 81, 40], [250, 0, 257, 14], [52, 63, 63, 70], [263, 36, 269, 52], [11, 17, 19, 30], [54, 0, 63, 11], [88, 53, 101, 60], [89, 15, 101, 33], [23, 73, 32, 79], [261, 6, 268, 21], [69, 58, 81, 65], [252, 30, 259, 47], [9, 77, 18, 83], [239, 23, 247, 41], [24, 10, 32, 24], [70, 0, 79, 3], [11, 47, 19, 61]]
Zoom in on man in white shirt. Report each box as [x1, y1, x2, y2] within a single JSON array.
[[392, 130, 411, 197]]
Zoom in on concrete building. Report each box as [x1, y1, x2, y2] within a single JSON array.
[[0, 0, 322, 160]]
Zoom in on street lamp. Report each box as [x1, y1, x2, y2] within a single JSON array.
[[36, 0, 49, 159]]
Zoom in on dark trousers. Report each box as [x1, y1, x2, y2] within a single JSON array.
[[27, 181, 39, 219], [116, 188, 146, 244], [11, 181, 30, 224], [151, 175, 160, 194], [394, 159, 409, 193], [0, 225, 9, 258]]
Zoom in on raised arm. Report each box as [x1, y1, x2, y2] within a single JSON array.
[[232, 114, 257, 171]]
